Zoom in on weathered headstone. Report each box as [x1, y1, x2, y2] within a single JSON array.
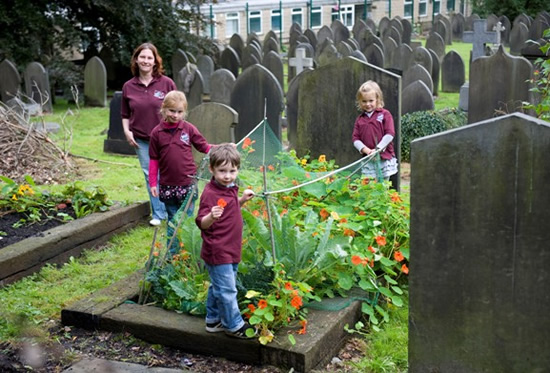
[[23, 62, 53, 113], [317, 42, 340, 67], [331, 19, 350, 44], [352, 20, 367, 40], [262, 36, 280, 56], [379, 17, 391, 39], [409, 112, 550, 373], [509, 22, 530, 55], [286, 68, 313, 150], [337, 41, 353, 57], [390, 43, 413, 74], [185, 69, 203, 111], [220, 46, 241, 78], [468, 46, 533, 123], [241, 44, 261, 70], [209, 68, 235, 106], [498, 15, 512, 45], [441, 50, 465, 93], [383, 37, 399, 69], [0, 59, 21, 103], [103, 91, 135, 155], [288, 43, 315, 83], [465, 13, 481, 31], [426, 32, 446, 61], [230, 64, 284, 141], [262, 50, 284, 91], [411, 46, 433, 75], [296, 56, 401, 189], [229, 34, 245, 60], [451, 13, 466, 41], [171, 49, 189, 79], [401, 80, 434, 115], [435, 14, 453, 45], [196, 55, 214, 95], [289, 47, 314, 76], [401, 18, 413, 45], [528, 13, 549, 40], [433, 21, 449, 47], [428, 48, 440, 96], [317, 25, 334, 47], [364, 43, 385, 68], [402, 64, 433, 94], [463, 19, 499, 62], [84, 56, 107, 107], [458, 82, 469, 111], [303, 29, 318, 50], [187, 102, 238, 164]]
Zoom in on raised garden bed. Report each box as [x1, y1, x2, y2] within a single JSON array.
[[0, 201, 150, 286], [61, 270, 363, 373]]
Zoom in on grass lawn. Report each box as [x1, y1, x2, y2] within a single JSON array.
[[0, 40, 474, 371]]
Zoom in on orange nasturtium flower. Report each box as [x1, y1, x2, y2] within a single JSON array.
[[247, 304, 256, 313], [252, 210, 260, 217], [391, 192, 402, 203], [291, 295, 303, 310], [375, 235, 387, 246], [217, 198, 227, 208], [259, 166, 264, 172], [394, 251, 405, 262], [343, 228, 356, 237], [242, 137, 255, 149], [351, 255, 363, 266], [152, 251, 159, 257], [361, 178, 369, 185], [298, 319, 308, 334], [358, 210, 366, 216], [268, 164, 275, 171], [401, 264, 409, 274], [318, 154, 326, 163], [339, 218, 348, 223], [285, 282, 293, 291], [368, 246, 376, 253], [319, 208, 329, 220], [258, 299, 268, 309], [280, 209, 288, 216]]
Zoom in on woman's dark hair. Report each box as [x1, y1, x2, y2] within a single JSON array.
[[130, 42, 165, 77]]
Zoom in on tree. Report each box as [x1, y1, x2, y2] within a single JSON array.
[[471, 0, 548, 22]]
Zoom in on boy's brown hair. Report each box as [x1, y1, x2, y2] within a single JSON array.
[[209, 143, 241, 169]]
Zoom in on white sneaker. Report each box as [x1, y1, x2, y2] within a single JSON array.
[[149, 218, 161, 226]]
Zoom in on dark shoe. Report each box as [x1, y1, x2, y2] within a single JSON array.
[[225, 323, 256, 339], [205, 321, 225, 333]]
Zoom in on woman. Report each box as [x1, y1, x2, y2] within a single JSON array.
[[121, 43, 176, 226]]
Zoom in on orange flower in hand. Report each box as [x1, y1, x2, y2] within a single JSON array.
[[217, 198, 227, 208]]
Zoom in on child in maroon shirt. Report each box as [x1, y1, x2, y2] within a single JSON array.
[[148, 91, 211, 253], [195, 143, 256, 339], [352, 80, 398, 180]]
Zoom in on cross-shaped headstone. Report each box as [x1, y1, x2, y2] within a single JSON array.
[[289, 48, 313, 75], [493, 21, 505, 46], [463, 19, 499, 61]]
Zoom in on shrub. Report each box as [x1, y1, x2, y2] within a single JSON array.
[[400, 109, 467, 162]]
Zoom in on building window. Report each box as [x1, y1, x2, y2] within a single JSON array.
[[447, 0, 455, 12], [331, 5, 354, 27], [249, 10, 262, 34], [202, 14, 216, 38], [404, 0, 413, 18], [271, 9, 281, 32], [419, 0, 427, 16], [311, 6, 322, 28], [433, 0, 441, 15], [291, 8, 303, 27], [225, 12, 240, 37]]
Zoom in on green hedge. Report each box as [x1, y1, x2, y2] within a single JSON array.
[[400, 109, 467, 162]]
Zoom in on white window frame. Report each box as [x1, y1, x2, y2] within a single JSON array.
[[271, 9, 282, 33], [340, 5, 354, 27], [249, 10, 262, 35], [225, 12, 240, 37], [311, 6, 322, 29], [291, 8, 303, 27]]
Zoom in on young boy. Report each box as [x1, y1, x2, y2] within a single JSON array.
[[195, 143, 256, 339]]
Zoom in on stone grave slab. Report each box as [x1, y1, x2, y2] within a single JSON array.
[[103, 91, 135, 155], [23, 62, 53, 113], [402, 80, 434, 115], [0, 202, 150, 286], [463, 19, 499, 62], [84, 56, 107, 107], [0, 59, 21, 103], [409, 113, 550, 373], [209, 68, 235, 106], [196, 55, 214, 94], [441, 50, 465, 92], [62, 270, 363, 373]]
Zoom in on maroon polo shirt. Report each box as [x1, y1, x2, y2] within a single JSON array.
[[351, 108, 396, 160], [121, 75, 176, 140], [196, 180, 243, 265], [148, 120, 211, 186]]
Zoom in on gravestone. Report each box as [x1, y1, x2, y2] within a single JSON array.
[[364, 44, 385, 68], [402, 64, 433, 94], [358, 28, 384, 55], [465, 13, 481, 31], [441, 51, 465, 93], [426, 32, 446, 61], [303, 29, 318, 50], [229, 34, 245, 59], [498, 15, 512, 45], [220, 47, 241, 78], [331, 19, 350, 44], [262, 50, 284, 90], [23, 62, 53, 113], [435, 14, 453, 45], [509, 22, 529, 55], [288, 43, 314, 83], [401, 80, 434, 115], [458, 82, 469, 111], [184, 69, 203, 111], [486, 13, 499, 32], [230, 64, 284, 141], [433, 21, 449, 47], [209, 68, 235, 106], [84, 56, 107, 107], [171, 49, 189, 79], [388, 26, 402, 46], [409, 112, 550, 373], [451, 13, 466, 41], [286, 69, 314, 149], [468, 46, 533, 124], [383, 37, 399, 69], [289, 28, 303, 50], [379, 17, 391, 39], [401, 18, 413, 45], [337, 41, 353, 57], [317, 26, 334, 47], [463, 19, 499, 62], [0, 59, 21, 103], [528, 13, 549, 40], [352, 20, 367, 40], [428, 49, 440, 96], [317, 42, 340, 67], [187, 103, 238, 164], [411, 47, 433, 76], [289, 47, 314, 76], [196, 55, 214, 95], [390, 44, 414, 74], [350, 50, 367, 63], [513, 13, 532, 30], [296, 56, 401, 189], [103, 91, 135, 155], [365, 18, 377, 34], [241, 44, 261, 70], [262, 37, 280, 55]]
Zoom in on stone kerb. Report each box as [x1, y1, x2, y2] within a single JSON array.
[[0, 202, 150, 286], [62, 271, 363, 373], [409, 113, 550, 372]]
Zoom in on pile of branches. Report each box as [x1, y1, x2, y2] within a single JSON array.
[[0, 101, 75, 184]]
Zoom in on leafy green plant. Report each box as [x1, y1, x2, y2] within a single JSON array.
[[524, 28, 550, 121], [61, 181, 113, 218], [400, 109, 467, 162]]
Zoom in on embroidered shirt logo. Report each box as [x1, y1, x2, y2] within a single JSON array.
[[154, 90, 165, 99], [376, 114, 384, 123], [180, 132, 190, 144]]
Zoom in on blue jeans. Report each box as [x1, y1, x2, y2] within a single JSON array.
[[204, 263, 244, 332], [135, 138, 166, 221], [165, 197, 195, 255]]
